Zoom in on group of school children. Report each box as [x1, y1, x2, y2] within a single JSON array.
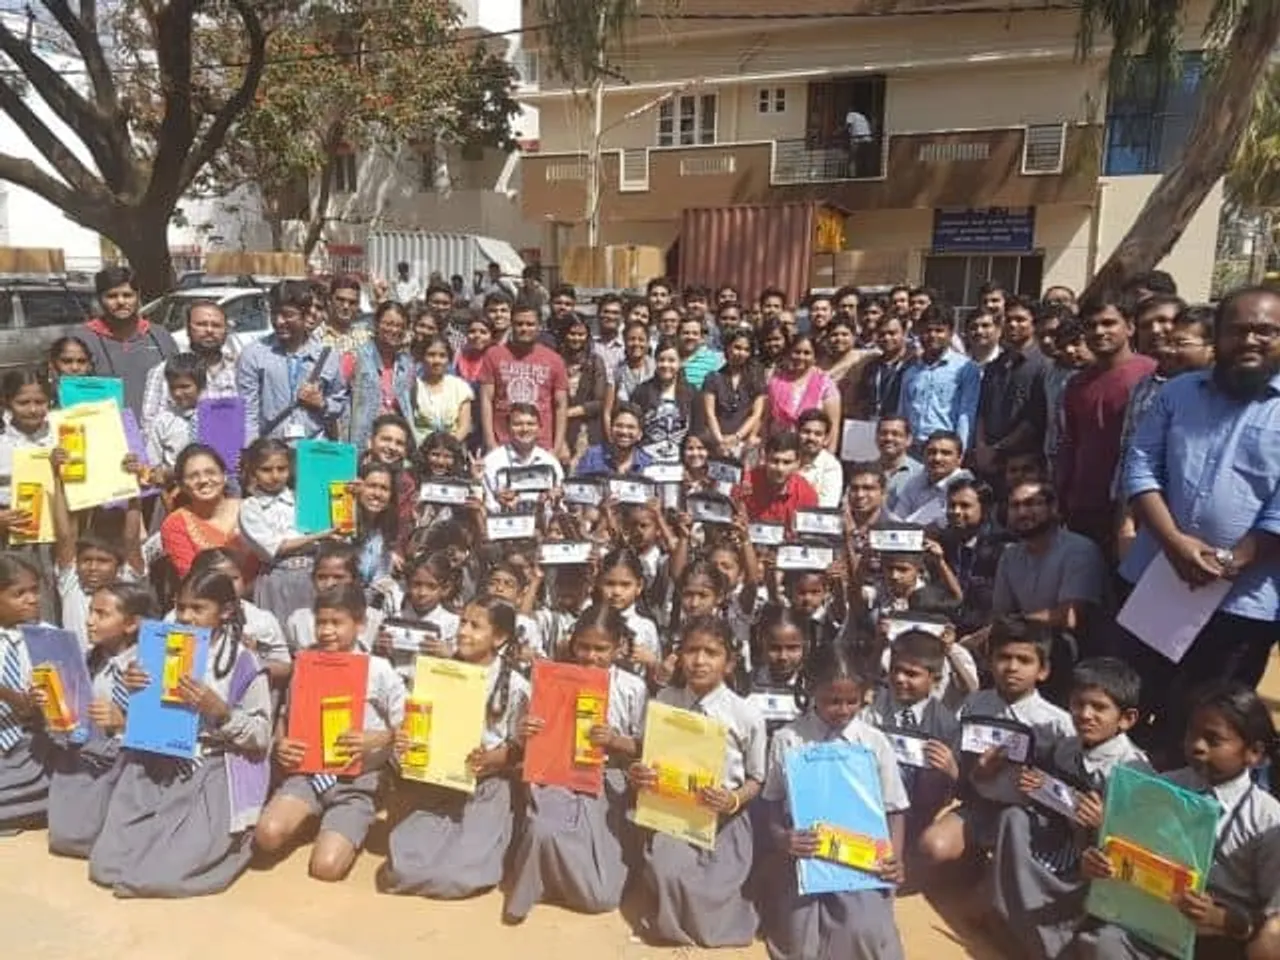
[[1, 373, 1280, 960]]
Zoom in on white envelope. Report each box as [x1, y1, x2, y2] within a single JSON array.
[[794, 509, 843, 538], [1028, 773, 1078, 818], [609, 478, 653, 505], [747, 690, 800, 723], [776, 544, 835, 571], [748, 522, 786, 546], [487, 513, 537, 540], [538, 542, 594, 565], [888, 731, 931, 769], [869, 527, 925, 552], [643, 462, 684, 484], [960, 720, 1032, 764], [419, 480, 472, 505]]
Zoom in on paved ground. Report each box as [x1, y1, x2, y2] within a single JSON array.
[[18, 647, 1277, 960]]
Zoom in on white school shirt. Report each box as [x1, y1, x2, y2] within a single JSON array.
[[481, 444, 563, 511], [145, 406, 196, 470], [0, 421, 53, 506], [656, 683, 766, 791], [286, 607, 384, 655], [762, 711, 910, 815], [163, 601, 289, 666], [0, 627, 34, 744], [89, 647, 135, 740], [239, 490, 304, 562], [1165, 767, 1280, 914], [534, 606, 581, 659], [381, 603, 460, 687], [514, 612, 546, 658], [356, 654, 407, 769], [619, 604, 660, 661], [959, 687, 1073, 806], [195, 632, 271, 758], [482, 657, 531, 749], [58, 564, 143, 654], [607, 665, 648, 740], [1043, 732, 1149, 786]]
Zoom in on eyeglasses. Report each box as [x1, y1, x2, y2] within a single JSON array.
[[1226, 323, 1280, 343]]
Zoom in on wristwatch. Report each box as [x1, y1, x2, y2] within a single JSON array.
[[1223, 906, 1255, 942], [1214, 548, 1237, 571]]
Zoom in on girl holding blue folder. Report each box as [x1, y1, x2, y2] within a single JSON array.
[[89, 567, 271, 898], [45, 581, 156, 857], [760, 641, 907, 960]]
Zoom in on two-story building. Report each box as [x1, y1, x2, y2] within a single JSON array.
[[519, 0, 1222, 304]]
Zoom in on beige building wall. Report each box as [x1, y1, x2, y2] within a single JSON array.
[[1096, 176, 1222, 302], [1037, 204, 1094, 294]]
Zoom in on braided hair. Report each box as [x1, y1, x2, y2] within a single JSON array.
[[464, 594, 518, 723], [177, 567, 245, 681]]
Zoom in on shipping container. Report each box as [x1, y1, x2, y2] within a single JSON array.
[[365, 231, 526, 286], [676, 203, 845, 308]]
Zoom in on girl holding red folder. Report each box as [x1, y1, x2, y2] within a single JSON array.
[[504, 605, 645, 923]]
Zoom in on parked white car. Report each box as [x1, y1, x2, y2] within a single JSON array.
[[141, 286, 271, 353]]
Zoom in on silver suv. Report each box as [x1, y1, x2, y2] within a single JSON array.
[[0, 278, 97, 373]]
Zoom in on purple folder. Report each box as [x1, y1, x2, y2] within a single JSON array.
[[120, 410, 158, 501], [197, 396, 246, 478], [21, 625, 93, 744]]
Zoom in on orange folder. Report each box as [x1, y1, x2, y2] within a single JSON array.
[[287, 650, 370, 776], [522, 660, 610, 797]]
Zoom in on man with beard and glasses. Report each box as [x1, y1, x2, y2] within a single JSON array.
[[934, 477, 1012, 636], [991, 480, 1106, 699], [141, 301, 239, 423], [1116, 286, 1280, 760]]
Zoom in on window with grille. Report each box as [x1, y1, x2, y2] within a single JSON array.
[[332, 153, 358, 193], [657, 94, 717, 147], [1022, 124, 1066, 174]]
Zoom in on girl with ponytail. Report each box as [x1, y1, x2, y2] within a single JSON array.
[[89, 567, 271, 898]]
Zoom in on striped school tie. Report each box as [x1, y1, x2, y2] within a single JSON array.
[[0, 641, 24, 752], [109, 662, 131, 715], [311, 773, 339, 794]]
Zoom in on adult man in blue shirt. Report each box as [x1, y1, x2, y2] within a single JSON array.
[[897, 304, 980, 455], [1118, 286, 1280, 758], [236, 281, 349, 441]]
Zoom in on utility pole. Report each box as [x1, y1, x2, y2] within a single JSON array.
[[585, 6, 606, 250]]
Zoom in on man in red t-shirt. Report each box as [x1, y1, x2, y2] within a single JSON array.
[[479, 302, 569, 458], [737, 431, 819, 530]]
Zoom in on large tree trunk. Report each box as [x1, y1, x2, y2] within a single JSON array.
[[111, 211, 175, 299], [1085, 0, 1280, 298]]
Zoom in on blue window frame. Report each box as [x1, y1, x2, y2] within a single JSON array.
[[1104, 53, 1205, 176]]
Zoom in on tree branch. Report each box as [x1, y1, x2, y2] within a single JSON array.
[[40, 0, 119, 117], [146, 0, 198, 205], [0, 74, 104, 198], [0, 151, 106, 231], [0, 13, 126, 189], [178, 0, 268, 190]]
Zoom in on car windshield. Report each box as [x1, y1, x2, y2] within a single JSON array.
[[17, 289, 94, 327]]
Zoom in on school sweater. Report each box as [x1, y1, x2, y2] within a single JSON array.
[[959, 687, 1073, 806]]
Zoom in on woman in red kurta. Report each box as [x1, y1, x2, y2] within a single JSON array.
[[159, 444, 255, 580]]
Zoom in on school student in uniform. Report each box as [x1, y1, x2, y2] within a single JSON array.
[[861, 629, 962, 847], [239, 438, 332, 628], [45, 581, 156, 857], [628, 616, 766, 948], [255, 585, 405, 881], [1072, 683, 1280, 960], [761, 642, 908, 960], [918, 615, 1074, 874], [0, 555, 51, 832], [504, 605, 646, 922], [378, 595, 530, 899], [988, 657, 1149, 959], [372, 551, 460, 689], [285, 544, 384, 655], [89, 567, 270, 898]]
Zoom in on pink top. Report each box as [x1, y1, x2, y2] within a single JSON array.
[[766, 369, 837, 433]]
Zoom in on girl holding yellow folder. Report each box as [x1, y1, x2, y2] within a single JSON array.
[[378, 594, 529, 899], [628, 615, 766, 948]]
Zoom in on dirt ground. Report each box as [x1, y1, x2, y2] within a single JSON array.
[[13, 653, 1278, 960]]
